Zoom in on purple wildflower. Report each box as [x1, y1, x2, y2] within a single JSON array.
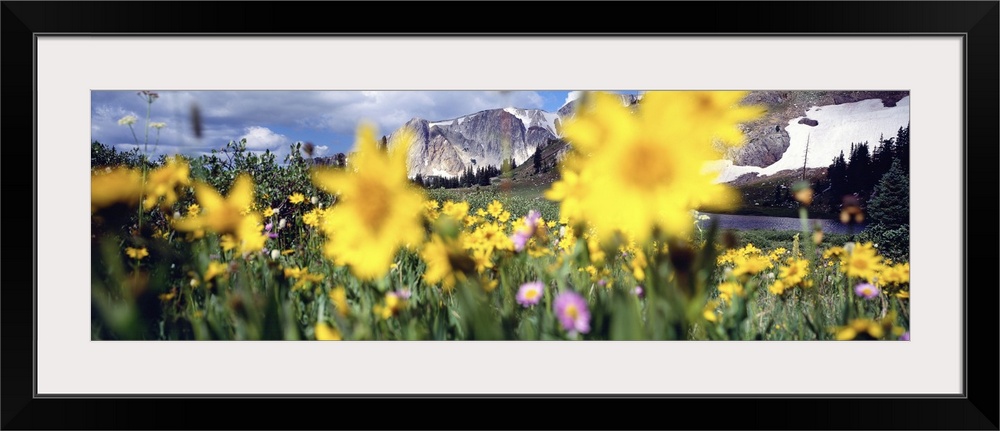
[[634, 285, 645, 298], [264, 222, 278, 238], [854, 283, 880, 299], [512, 231, 531, 252], [395, 288, 412, 300], [900, 331, 910, 341], [553, 290, 590, 335], [516, 281, 545, 307], [526, 210, 541, 226], [511, 210, 542, 252]]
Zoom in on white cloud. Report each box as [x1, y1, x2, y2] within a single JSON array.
[[91, 90, 551, 161], [564, 91, 584, 105], [314, 145, 329, 156], [239, 126, 289, 150]]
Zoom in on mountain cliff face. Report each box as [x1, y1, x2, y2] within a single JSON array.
[[383, 90, 907, 180], [388, 94, 642, 178], [391, 108, 561, 178]]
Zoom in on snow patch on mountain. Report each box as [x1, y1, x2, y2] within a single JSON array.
[[502, 107, 561, 137], [712, 96, 911, 183]]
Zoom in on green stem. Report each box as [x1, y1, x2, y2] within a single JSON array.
[[144, 99, 151, 154]]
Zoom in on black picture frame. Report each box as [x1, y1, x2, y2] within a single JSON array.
[[3, 2, 997, 429]]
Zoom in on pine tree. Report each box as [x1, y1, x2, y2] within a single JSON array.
[[478, 167, 490, 186], [846, 142, 872, 198], [533, 145, 542, 174], [861, 158, 910, 261], [895, 124, 910, 169], [872, 134, 896, 183], [827, 151, 849, 205], [867, 158, 909, 229]]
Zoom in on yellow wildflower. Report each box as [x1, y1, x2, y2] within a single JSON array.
[[372, 291, 406, 320], [441, 200, 470, 221], [158, 288, 177, 302], [421, 234, 470, 292], [329, 287, 349, 317], [487, 200, 504, 218], [768, 279, 787, 296], [470, 248, 494, 274], [630, 249, 647, 281], [544, 168, 590, 224], [173, 174, 256, 237], [311, 124, 426, 280], [142, 156, 190, 210], [219, 234, 237, 252], [842, 242, 883, 282], [832, 319, 885, 340], [423, 200, 440, 221], [545, 91, 763, 244], [125, 247, 149, 260], [315, 322, 342, 340], [288, 193, 305, 204], [703, 299, 720, 323], [879, 262, 910, 286], [236, 214, 267, 254], [302, 208, 324, 227], [732, 255, 771, 279], [717, 281, 744, 303], [203, 261, 228, 282], [777, 258, 810, 287], [823, 246, 846, 261], [284, 266, 325, 290], [91, 167, 143, 212]]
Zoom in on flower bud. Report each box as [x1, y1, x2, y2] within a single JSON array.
[[792, 181, 813, 206]]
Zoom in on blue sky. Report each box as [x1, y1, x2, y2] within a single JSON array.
[[91, 90, 611, 162]]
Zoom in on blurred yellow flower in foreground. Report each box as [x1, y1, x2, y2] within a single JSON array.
[[91, 167, 143, 212], [125, 247, 149, 260], [143, 156, 191, 210], [832, 319, 884, 340], [315, 322, 342, 340], [174, 175, 255, 235], [311, 123, 426, 280], [283, 266, 325, 290], [203, 260, 228, 282], [546, 91, 764, 244], [173, 174, 266, 254], [421, 234, 470, 292]]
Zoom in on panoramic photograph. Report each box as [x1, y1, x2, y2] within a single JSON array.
[[90, 90, 911, 341]]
